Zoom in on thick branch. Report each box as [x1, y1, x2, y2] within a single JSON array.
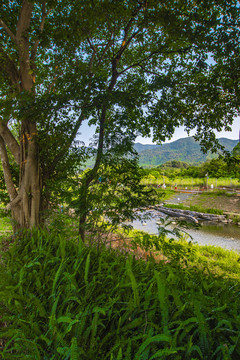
[[16, 0, 33, 42], [0, 136, 18, 201], [31, 3, 51, 61], [0, 19, 17, 44], [114, 2, 144, 60], [16, 0, 34, 91], [0, 121, 20, 165], [0, 45, 21, 89], [6, 189, 23, 210], [87, 38, 97, 69]]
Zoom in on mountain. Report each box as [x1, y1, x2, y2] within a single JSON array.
[[134, 137, 238, 167]]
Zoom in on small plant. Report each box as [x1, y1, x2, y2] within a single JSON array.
[[231, 215, 240, 225]]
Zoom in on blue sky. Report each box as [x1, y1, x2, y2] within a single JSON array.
[[77, 117, 239, 146]]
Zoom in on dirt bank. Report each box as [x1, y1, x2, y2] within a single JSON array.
[[181, 193, 240, 214]]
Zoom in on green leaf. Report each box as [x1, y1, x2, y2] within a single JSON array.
[[134, 334, 171, 359], [84, 252, 91, 286]]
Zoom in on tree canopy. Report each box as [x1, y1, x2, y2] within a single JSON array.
[[0, 0, 239, 230]]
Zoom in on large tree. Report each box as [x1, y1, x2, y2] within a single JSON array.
[[0, 0, 239, 231]]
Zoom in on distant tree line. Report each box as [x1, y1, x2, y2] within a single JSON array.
[[143, 156, 240, 179]]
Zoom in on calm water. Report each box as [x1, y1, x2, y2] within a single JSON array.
[[130, 210, 240, 253]]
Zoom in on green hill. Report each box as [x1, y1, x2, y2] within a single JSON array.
[[135, 137, 238, 167], [232, 142, 240, 156]]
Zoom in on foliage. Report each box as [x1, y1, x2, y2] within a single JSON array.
[[160, 160, 190, 169], [1, 0, 240, 229], [180, 157, 240, 179], [0, 229, 240, 359], [67, 154, 159, 238], [140, 152, 240, 185], [232, 143, 240, 157]]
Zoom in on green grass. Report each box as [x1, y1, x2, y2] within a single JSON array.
[[0, 228, 240, 359], [202, 190, 236, 197], [163, 203, 224, 215], [0, 208, 12, 237]]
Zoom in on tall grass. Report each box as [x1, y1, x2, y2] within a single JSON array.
[[0, 229, 240, 359], [141, 176, 240, 189]]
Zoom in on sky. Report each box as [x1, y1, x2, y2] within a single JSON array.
[[78, 117, 239, 146]]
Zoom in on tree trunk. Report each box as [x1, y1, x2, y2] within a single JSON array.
[[21, 121, 41, 228], [0, 0, 48, 231], [9, 120, 42, 230]]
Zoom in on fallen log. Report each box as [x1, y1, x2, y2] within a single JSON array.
[[155, 207, 199, 224], [152, 205, 228, 224]]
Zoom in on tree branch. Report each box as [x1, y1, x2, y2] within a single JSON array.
[[0, 45, 21, 89], [31, 3, 51, 62], [6, 188, 23, 210], [118, 45, 192, 76], [0, 121, 20, 165], [114, 1, 144, 61], [97, 35, 114, 66], [16, 0, 34, 91], [16, 0, 34, 42], [87, 38, 97, 69], [0, 136, 18, 202], [0, 19, 17, 44]]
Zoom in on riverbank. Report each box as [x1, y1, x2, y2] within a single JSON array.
[[128, 190, 240, 252], [170, 190, 240, 215]]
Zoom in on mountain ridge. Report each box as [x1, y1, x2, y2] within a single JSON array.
[[134, 137, 238, 166]]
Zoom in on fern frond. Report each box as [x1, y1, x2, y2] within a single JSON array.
[[70, 337, 78, 360], [154, 270, 169, 335], [84, 252, 91, 286], [126, 257, 139, 307]]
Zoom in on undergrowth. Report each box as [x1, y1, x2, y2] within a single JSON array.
[[0, 229, 239, 359]]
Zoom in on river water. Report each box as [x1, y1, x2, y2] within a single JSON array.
[[131, 212, 240, 253]]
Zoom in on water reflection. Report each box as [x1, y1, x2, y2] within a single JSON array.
[[130, 211, 240, 253]]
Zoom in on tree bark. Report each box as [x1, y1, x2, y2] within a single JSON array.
[[18, 120, 41, 228]]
